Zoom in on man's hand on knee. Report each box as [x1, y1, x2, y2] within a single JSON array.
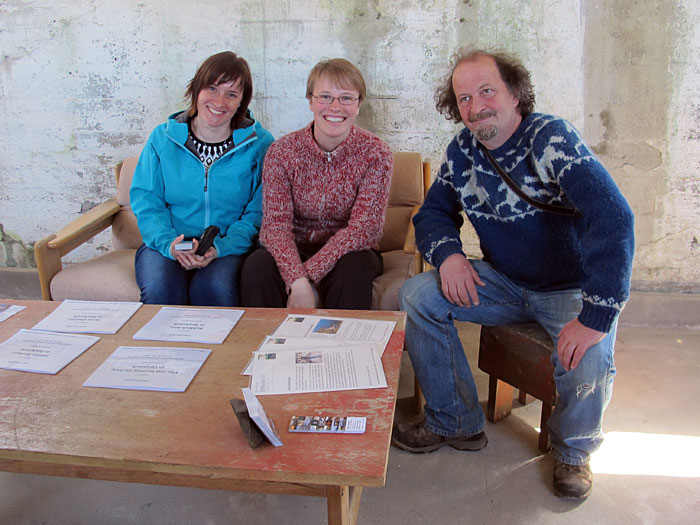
[[557, 319, 606, 371], [438, 254, 485, 307]]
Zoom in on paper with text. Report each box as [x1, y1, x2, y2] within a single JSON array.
[[0, 329, 99, 374], [271, 315, 395, 356], [241, 336, 354, 376], [133, 307, 243, 344], [32, 300, 142, 334], [250, 343, 387, 395], [0, 304, 25, 322], [83, 345, 210, 392]]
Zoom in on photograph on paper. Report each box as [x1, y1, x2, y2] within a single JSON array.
[[241, 336, 352, 376], [271, 315, 395, 355], [250, 343, 386, 395]]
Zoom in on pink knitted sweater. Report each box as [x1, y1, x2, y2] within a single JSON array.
[[260, 123, 393, 288]]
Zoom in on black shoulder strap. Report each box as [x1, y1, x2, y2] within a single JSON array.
[[479, 145, 579, 217]]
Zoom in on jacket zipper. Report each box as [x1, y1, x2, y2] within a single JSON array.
[[168, 126, 259, 230]]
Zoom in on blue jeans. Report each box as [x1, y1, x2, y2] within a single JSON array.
[[399, 260, 617, 465], [134, 244, 244, 306]]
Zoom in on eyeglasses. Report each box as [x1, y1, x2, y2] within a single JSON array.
[[311, 94, 360, 105]]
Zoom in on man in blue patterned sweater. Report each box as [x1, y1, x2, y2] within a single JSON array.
[[393, 49, 635, 498]]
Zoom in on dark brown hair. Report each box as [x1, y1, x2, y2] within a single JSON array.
[[306, 58, 366, 102], [435, 49, 536, 123], [185, 51, 253, 130]]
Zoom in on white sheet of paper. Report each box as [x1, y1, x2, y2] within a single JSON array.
[[271, 314, 395, 355], [241, 336, 352, 376], [0, 304, 25, 322], [32, 300, 142, 334], [83, 345, 211, 392], [242, 387, 283, 446], [250, 343, 387, 395], [0, 329, 100, 374], [132, 307, 243, 344]]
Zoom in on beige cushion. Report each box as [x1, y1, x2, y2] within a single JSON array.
[[50, 249, 141, 302], [372, 249, 419, 311], [387, 152, 424, 206], [378, 152, 424, 253]]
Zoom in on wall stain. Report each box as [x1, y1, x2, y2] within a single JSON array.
[[0, 223, 35, 268], [592, 108, 613, 156]]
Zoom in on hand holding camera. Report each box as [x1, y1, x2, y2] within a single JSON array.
[[171, 226, 220, 269]]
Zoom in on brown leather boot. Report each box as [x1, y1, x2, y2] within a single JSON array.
[[391, 421, 487, 453], [553, 459, 593, 498]]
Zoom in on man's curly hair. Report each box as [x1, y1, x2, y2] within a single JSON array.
[[435, 49, 536, 123]]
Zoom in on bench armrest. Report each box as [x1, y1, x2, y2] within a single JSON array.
[[35, 198, 121, 300]]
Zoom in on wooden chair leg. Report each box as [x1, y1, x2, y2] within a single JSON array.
[[538, 402, 553, 452], [487, 376, 514, 422], [518, 390, 533, 405]]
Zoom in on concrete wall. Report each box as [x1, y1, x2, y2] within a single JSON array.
[[1, 0, 698, 292]]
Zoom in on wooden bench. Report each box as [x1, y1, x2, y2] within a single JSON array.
[[477, 323, 557, 452]]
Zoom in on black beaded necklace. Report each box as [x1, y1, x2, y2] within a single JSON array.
[[187, 122, 234, 167]]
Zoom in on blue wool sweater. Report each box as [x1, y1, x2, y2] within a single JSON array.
[[415, 113, 635, 333]]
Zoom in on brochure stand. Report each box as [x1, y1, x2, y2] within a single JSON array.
[[230, 398, 265, 449]]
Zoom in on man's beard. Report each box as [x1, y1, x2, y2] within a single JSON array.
[[475, 126, 498, 141], [469, 110, 498, 142]]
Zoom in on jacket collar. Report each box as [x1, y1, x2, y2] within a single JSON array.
[[166, 110, 257, 146]]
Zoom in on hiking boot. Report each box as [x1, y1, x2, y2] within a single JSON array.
[[391, 421, 487, 453], [553, 459, 593, 498]]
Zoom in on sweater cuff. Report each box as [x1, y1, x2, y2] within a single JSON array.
[[427, 239, 464, 269], [577, 301, 622, 333]]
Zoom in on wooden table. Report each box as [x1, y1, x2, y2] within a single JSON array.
[[0, 300, 405, 524]]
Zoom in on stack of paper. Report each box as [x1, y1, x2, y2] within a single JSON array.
[[242, 387, 283, 446], [245, 314, 395, 396]]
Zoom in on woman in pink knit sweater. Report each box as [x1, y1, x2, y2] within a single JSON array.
[[240, 58, 393, 309]]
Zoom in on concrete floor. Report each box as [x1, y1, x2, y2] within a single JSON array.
[[1, 269, 699, 524]]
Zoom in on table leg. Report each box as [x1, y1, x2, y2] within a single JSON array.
[[327, 485, 363, 525]]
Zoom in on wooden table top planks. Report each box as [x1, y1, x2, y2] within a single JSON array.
[[0, 300, 406, 524]]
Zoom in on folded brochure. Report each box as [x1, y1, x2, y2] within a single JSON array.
[[242, 387, 283, 446]]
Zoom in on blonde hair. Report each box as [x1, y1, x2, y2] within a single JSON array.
[[306, 58, 366, 102]]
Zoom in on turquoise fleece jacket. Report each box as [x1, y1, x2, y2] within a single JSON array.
[[130, 111, 274, 259], [415, 113, 635, 333]]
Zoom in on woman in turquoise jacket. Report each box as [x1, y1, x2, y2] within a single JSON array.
[[130, 51, 273, 306]]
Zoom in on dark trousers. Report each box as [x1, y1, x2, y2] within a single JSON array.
[[240, 247, 383, 310]]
